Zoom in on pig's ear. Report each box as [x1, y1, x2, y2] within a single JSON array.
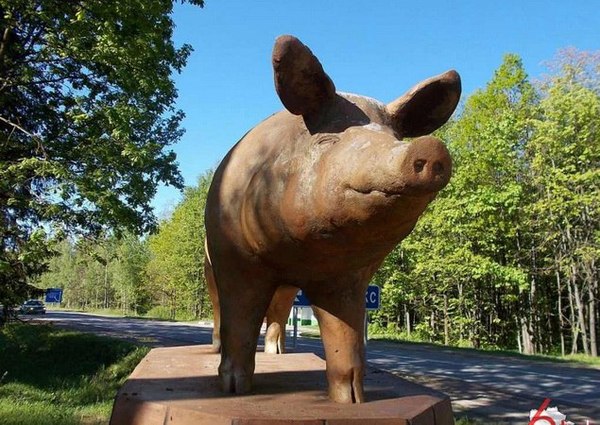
[[387, 70, 461, 137], [272, 35, 336, 117]]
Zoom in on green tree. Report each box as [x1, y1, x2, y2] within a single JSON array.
[[38, 232, 152, 313], [0, 0, 204, 309], [372, 50, 600, 357], [426, 54, 533, 349], [528, 49, 600, 356], [37, 237, 77, 298], [112, 234, 151, 315], [374, 54, 536, 350], [147, 171, 213, 320]]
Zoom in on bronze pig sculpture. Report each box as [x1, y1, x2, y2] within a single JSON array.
[[204, 35, 461, 403]]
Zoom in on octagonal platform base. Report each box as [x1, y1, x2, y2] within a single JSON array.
[[110, 345, 454, 425]]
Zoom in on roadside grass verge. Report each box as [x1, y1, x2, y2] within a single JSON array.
[[54, 307, 210, 324], [301, 325, 600, 368], [0, 322, 149, 425], [368, 331, 600, 368]]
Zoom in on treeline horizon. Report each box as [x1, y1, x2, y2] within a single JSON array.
[[37, 48, 599, 357]]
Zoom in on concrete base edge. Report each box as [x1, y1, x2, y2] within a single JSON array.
[[110, 345, 454, 425]]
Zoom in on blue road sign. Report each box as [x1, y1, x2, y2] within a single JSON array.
[[293, 290, 311, 307], [365, 285, 381, 310], [293, 286, 381, 310], [45, 288, 63, 303]]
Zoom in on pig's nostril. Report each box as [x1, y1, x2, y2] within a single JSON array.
[[433, 161, 444, 175], [413, 159, 426, 173]]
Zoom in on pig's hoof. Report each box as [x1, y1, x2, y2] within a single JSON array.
[[210, 337, 221, 353], [264, 323, 282, 354], [220, 371, 252, 394], [264, 339, 279, 354], [328, 369, 365, 403], [219, 359, 253, 394]]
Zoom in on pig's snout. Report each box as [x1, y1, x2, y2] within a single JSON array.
[[401, 136, 452, 194]]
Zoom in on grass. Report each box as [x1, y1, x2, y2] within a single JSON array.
[[454, 417, 487, 425], [0, 322, 149, 425], [56, 306, 210, 324], [561, 352, 600, 367], [300, 325, 600, 368], [297, 324, 321, 338], [368, 331, 600, 368]]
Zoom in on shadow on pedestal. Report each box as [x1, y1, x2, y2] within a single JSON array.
[[110, 345, 454, 425]]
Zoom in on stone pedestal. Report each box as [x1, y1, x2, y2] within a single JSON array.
[[110, 345, 454, 425]]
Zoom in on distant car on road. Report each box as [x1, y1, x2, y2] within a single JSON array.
[[20, 299, 46, 315]]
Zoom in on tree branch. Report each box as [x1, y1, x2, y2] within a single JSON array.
[[0, 115, 48, 158], [0, 27, 11, 65], [0, 115, 36, 139]]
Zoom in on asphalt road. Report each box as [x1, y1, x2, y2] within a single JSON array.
[[28, 310, 600, 424]]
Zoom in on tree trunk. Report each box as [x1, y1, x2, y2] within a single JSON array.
[[589, 282, 597, 357], [404, 304, 411, 336], [516, 317, 523, 353], [104, 262, 109, 309], [95, 278, 100, 309], [566, 271, 579, 354], [587, 260, 598, 357], [171, 293, 177, 320], [458, 283, 464, 341], [443, 294, 449, 346], [519, 274, 536, 355], [430, 311, 435, 342], [571, 265, 589, 355], [528, 274, 537, 354], [555, 267, 566, 357], [521, 316, 534, 355]]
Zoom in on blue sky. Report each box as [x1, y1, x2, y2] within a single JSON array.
[[151, 0, 599, 216]]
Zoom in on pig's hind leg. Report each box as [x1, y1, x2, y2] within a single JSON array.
[[264, 285, 298, 354], [204, 253, 221, 353], [217, 273, 276, 394]]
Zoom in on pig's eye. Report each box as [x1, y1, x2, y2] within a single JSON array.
[[316, 134, 340, 145]]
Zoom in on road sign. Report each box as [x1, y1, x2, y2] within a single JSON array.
[[365, 285, 380, 310], [293, 286, 381, 310], [293, 290, 311, 307], [45, 288, 63, 303]]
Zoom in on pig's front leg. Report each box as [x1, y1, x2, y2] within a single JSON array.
[[309, 282, 368, 403]]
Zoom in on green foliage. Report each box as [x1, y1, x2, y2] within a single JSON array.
[[144, 305, 176, 320], [147, 171, 213, 320], [373, 54, 535, 349], [373, 49, 599, 355], [113, 234, 152, 314], [36, 171, 214, 321], [38, 232, 151, 314], [0, 323, 149, 424], [525, 49, 600, 355], [0, 0, 203, 310], [29, 47, 599, 357]]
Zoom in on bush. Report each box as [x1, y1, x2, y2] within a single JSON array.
[[144, 305, 174, 320]]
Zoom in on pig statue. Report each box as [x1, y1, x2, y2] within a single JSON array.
[[204, 35, 461, 403]]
